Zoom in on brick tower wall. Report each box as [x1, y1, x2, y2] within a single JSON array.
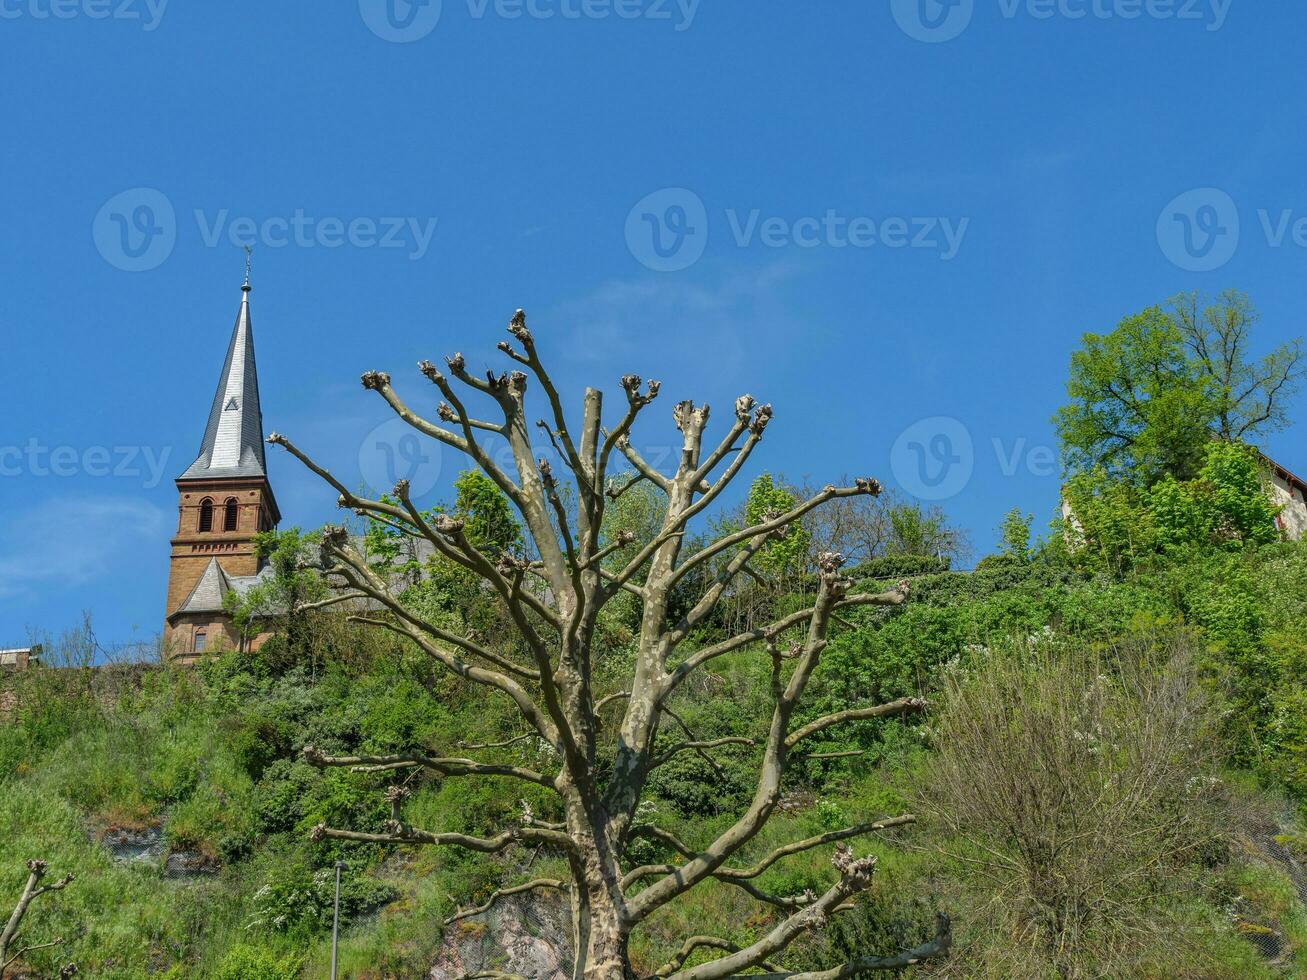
[[163, 477, 279, 656]]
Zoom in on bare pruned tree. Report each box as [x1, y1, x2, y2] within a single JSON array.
[[270, 310, 950, 980], [0, 860, 74, 979]]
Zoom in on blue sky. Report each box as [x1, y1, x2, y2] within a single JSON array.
[[1, 0, 1302, 648]]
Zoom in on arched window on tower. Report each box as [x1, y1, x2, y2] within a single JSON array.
[[198, 498, 214, 533], [224, 498, 239, 532], [193, 629, 207, 654]]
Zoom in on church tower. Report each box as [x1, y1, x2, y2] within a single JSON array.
[[163, 271, 280, 659]]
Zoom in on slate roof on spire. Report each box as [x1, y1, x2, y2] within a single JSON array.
[[179, 284, 267, 480]]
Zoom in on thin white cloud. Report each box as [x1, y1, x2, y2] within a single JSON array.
[[550, 260, 804, 365], [0, 497, 167, 599]]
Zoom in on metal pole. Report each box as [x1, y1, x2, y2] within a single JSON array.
[[330, 860, 344, 980]]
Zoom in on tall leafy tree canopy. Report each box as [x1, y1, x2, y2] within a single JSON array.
[[1055, 292, 1303, 486], [1056, 305, 1214, 485]]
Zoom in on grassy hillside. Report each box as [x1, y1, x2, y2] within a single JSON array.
[[3, 539, 1307, 977]]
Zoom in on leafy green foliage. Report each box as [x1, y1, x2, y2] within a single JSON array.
[[223, 529, 327, 657], [452, 469, 521, 558], [1171, 289, 1305, 442], [996, 507, 1032, 562], [645, 752, 753, 818], [247, 861, 395, 935], [744, 473, 810, 573], [211, 944, 305, 980], [1056, 304, 1215, 484], [1066, 441, 1283, 576]]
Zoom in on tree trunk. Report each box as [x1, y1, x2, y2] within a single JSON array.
[[580, 892, 631, 980], [565, 794, 633, 980]]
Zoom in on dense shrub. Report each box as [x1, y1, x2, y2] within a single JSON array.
[[922, 635, 1228, 977], [211, 944, 305, 980], [247, 862, 395, 936]]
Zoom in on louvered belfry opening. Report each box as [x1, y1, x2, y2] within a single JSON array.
[[224, 498, 239, 532], [198, 498, 214, 533]]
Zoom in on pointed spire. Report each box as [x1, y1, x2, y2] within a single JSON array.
[[179, 264, 268, 480]]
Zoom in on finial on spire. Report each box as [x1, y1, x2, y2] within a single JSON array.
[[242, 246, 253, 293]]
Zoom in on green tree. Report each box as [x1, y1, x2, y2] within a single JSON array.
[[1055, 305, 1215, 485], [1066, 442, 1281, 576], [451, 470, 520, 558], [1148, 441, 1281, 550], [1062, 470, 1157, 578], [743, 473, 810, 574], [885, 500, 966, 561], [1057, 293, 1302, 488], [1171, 289, 1304, 442], [224, 529, 327, 655], [997, 508, 1033, 563]]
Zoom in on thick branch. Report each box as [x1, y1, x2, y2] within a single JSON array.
[[445, 878, 566, 925], [741, 914, 952, 979], [654, 937, 785, 978], [622, 816, 915, 891], [673, 481, 882, 584], [301, 746, 557, 790], [785, 699, 927, 749], [663, 585, 910, 696], [309, 821, 575, 854], [666, 847, 881, 980]]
